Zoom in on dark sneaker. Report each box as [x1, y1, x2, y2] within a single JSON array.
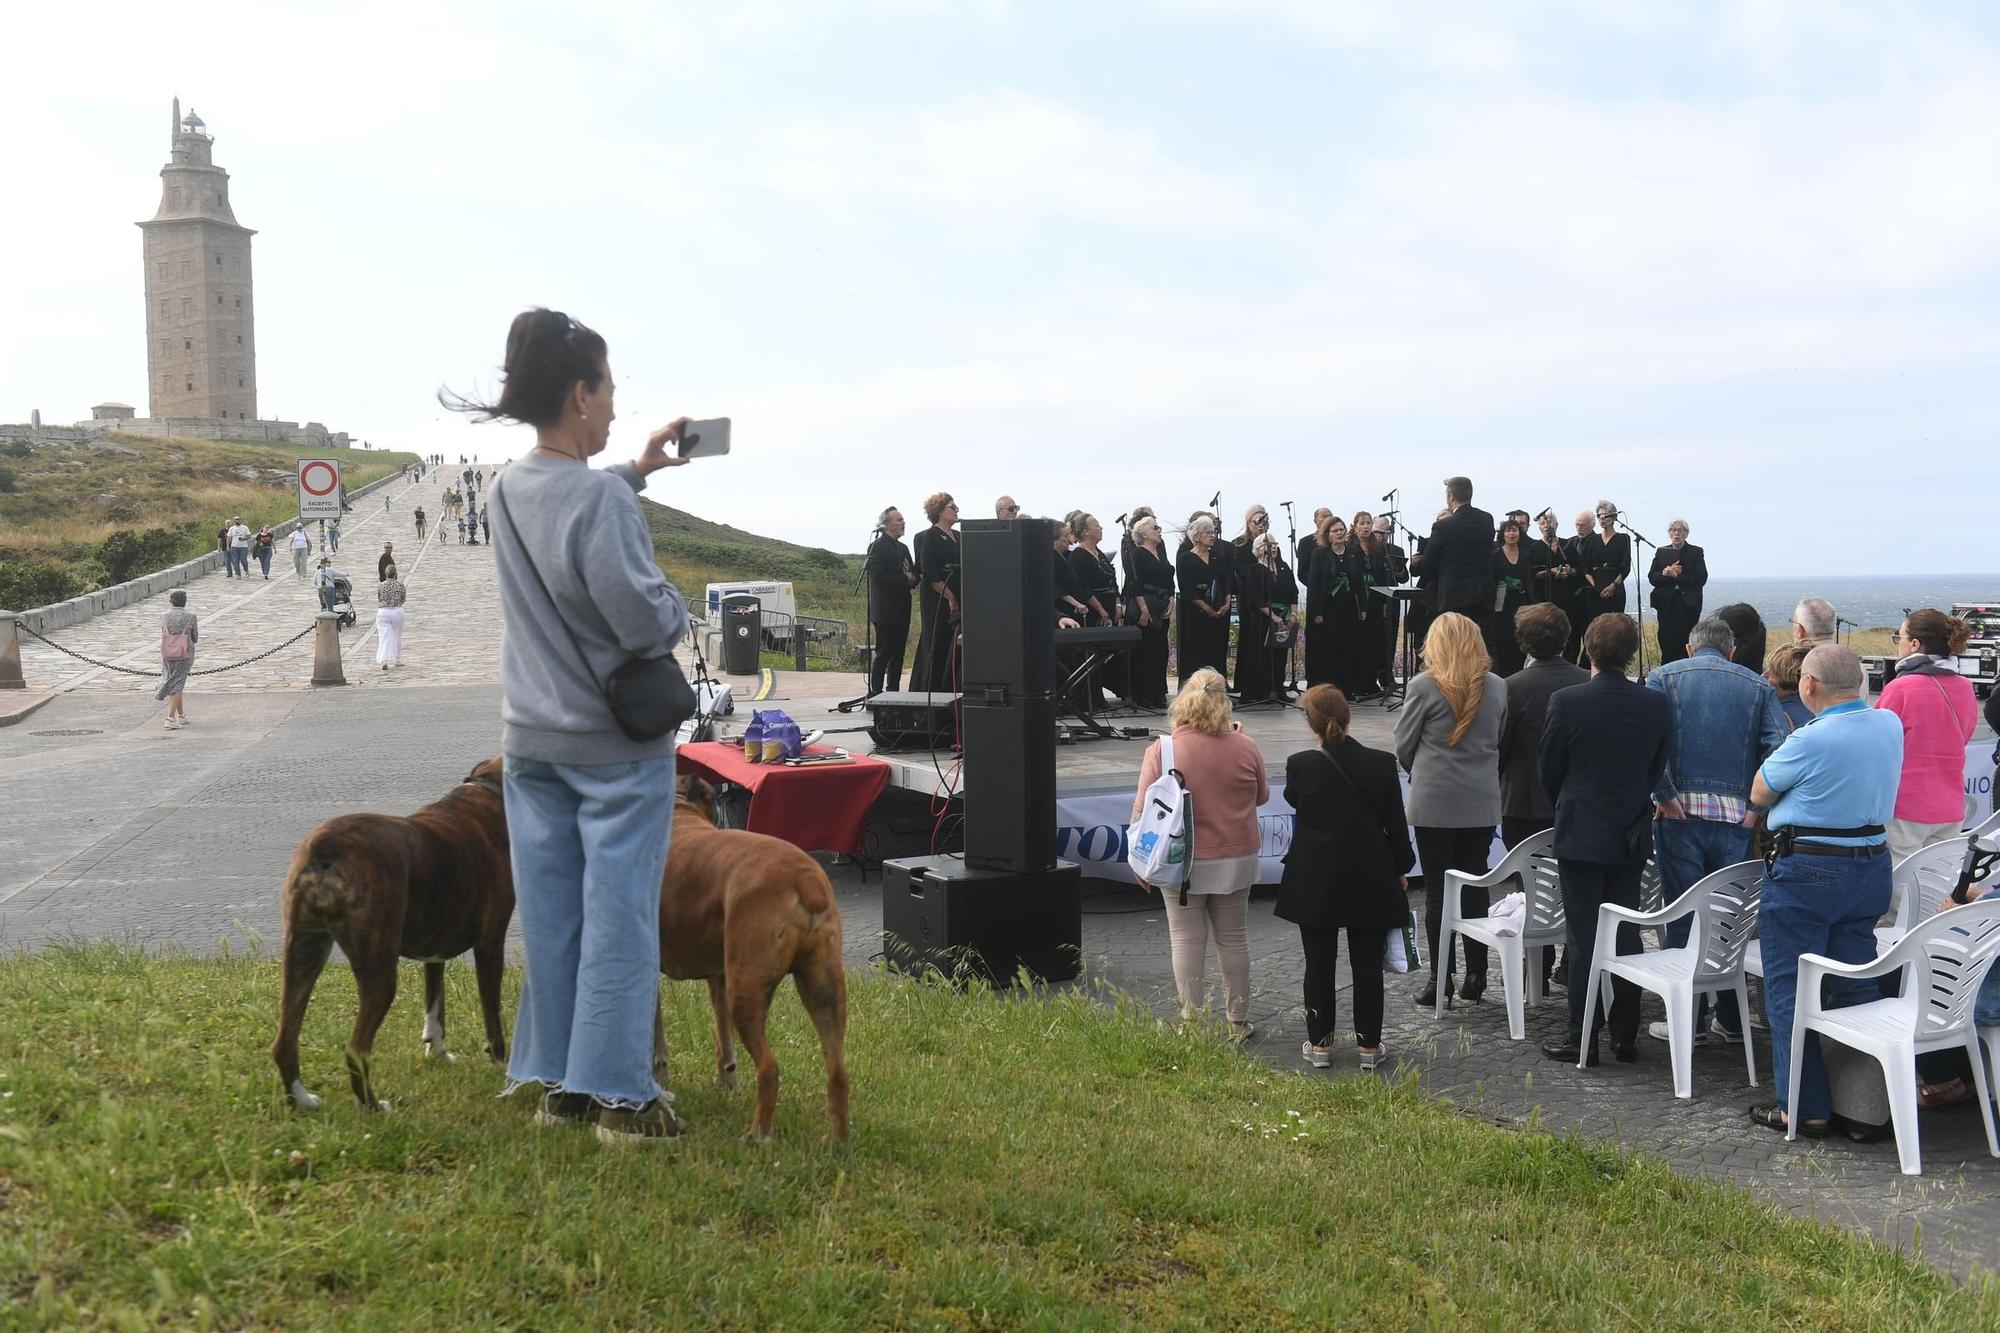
[[533, 1088, 597, 1129], [596, 1096, 686, 1148]]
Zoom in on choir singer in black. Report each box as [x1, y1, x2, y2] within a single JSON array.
[[1577, 499, 1631, 653], [1175, 517, 1233, 685], [910, 491, 961, 692], [1122, 515, 1174, 708], [865, 505, 917, 696], [1647, 517, 1707, 663]]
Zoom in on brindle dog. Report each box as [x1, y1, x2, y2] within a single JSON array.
[[272, 757, 514, 1111], [658, 778, 849, 1141]]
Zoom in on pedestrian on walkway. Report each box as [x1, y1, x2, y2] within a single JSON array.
[[289, 526, 310, 578], [328, 519, 342, 553], [480, 505, 490, 542], [253, 526, 275, 579], [1130, 666, 1269, 1040], [227, 516, 251, 576], [1279, 684, 1412, 1071], [216, 523, 230, 571], [316, 557, 347, 613], [378, 541, 396, 582], [156, 590, 197, 728], [456, 516, 467, 544], [414, 506, 427, 540], [375, 564, 406, 670], [445, 306, 694, 1146]]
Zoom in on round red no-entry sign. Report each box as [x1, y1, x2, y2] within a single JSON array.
[[299, 460, 339, 496]]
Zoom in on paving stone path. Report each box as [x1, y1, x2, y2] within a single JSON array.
[[4, 522, 1998, 1281]]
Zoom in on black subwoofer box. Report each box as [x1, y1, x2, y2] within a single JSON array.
[[881, 854, 1082, 985]]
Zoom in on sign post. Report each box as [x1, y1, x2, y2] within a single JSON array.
[[297, 458, 342, 522]]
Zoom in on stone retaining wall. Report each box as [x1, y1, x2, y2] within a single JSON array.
[[16, 471, 404, 634]]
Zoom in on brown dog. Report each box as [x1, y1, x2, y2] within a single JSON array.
[[659, 778, 848, 1142], [272, 757, 514, 1111]]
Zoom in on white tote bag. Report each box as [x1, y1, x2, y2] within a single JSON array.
[[1127, 736, 1193, 890]]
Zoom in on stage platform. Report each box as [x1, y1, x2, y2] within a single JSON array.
[[698, 665, 1401, 800]]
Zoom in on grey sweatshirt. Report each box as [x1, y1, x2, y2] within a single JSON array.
[[491, 453, 688, 764]]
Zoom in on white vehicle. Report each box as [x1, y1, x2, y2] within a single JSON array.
[[705, 580, 799, 645]]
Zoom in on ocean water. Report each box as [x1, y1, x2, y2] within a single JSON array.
[[1699, 575, 2000, 633]]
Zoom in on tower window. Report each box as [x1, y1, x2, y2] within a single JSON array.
[[217, 294, 224, 306], [236, 335, 242, 345], [180, 298, 190, 316], [179, 259, 189, 277], [234, 297, 241, 309], [186, 382, 193, 392], [215, 254, 223, 266], [184, 339, 191, 351], [238, 378, 244, 387], [156, 261, 166, 280]]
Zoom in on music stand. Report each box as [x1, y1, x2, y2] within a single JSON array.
[[1380, 586, 1436, 710]]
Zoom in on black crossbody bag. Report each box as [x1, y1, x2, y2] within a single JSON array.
[[492, 488, 697, 742]]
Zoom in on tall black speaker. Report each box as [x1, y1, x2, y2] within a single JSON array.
[[959, 518, 1058, 873]]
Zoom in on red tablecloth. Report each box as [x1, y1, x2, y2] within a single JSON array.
[[676, 741, 890, 855]]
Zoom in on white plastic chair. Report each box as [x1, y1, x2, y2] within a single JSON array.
[[1876, 840, 1970, 952], [1579, 861, 1763, 1097], [1790, 900, 2000, 1174], [1437, 829, 1563, 1039]]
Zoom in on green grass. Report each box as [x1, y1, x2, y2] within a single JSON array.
[[0, 434, 417, 609], [2, 945, 1993, 1328]]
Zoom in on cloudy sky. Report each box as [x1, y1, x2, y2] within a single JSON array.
[[4, 1, 1997, 573]]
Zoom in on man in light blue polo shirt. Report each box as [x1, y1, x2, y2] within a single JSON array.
[[1748, 644, 1902, 1137]]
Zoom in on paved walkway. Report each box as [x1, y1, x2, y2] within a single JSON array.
[[4, 530, 1998, 1280], [14, 469, 506, 697]]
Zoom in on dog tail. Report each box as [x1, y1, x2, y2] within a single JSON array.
[[283, 846, 354, 928]]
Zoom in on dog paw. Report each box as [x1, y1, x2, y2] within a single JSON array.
[[288, 1081, 323, 1112], [719, 1071, 740, 1093], [743, 1128, 773, 1145], [373, 1099, 393, 1114], [422, 1043, 458, 1063]]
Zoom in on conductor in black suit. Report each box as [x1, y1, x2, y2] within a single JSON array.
[[1412, 476, 1496, 631], [1536, 613, 1671, 1066], [1647, 517, 1708, 663]]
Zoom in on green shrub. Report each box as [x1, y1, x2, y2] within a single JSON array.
[[0, 438, 30, 457], [0, 463, 15, 493], [0, 558, 83, 611], [98, 525, 200, 584]]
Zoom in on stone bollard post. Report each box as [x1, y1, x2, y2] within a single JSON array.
[[0, 612, 24, 690], [311, 612, 347, 686]]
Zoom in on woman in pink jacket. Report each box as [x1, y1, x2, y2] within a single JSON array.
[[1131, 667, 1270, 1039], [1877, 608, 1977, 861]]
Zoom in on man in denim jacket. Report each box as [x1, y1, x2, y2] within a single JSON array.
[[1645, 616, 1790, 1042]]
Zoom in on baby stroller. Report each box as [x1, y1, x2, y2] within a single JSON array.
[[327, 575, 357, 629]]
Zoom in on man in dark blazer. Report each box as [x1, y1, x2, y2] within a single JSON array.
[[1499, 602, 1590, 988], [1535, 612, 1671, 1066], [1412, 476, 1496, 628]]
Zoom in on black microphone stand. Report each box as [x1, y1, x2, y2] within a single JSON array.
[[1835, 615, 1856, 645], [835, 525, 883, 713], [1279, 500, 1301, 696], [1616, 513, 1659, 676]]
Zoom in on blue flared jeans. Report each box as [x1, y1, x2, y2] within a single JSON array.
[[1761, 846, 1891, 1123], [503, 753, 676, 1107]]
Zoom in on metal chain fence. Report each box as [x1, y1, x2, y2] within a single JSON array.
[[17, 620, 320, 678]]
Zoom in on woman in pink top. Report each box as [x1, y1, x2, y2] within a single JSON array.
[[1877, 608, 1977, 861], [1131, 667, 1270, 1038]]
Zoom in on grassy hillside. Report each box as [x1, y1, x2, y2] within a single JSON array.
[[0, 433, 417, 611], [640, 498, 867, 655]]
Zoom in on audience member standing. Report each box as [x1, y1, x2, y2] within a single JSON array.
[[1394, 611, 1507, 1009], [1713, 602, 1770, 675], [1130, 668, 1268, 1040], [1790, 598, 1837, 647], [1643, 616, 1788, 1044], [1877, 609, 1978, 861], [375, 564, 407, 670], [1279, 685, 1412, 1071], [155, 589, 197, 729], [1497, 604, 1587, 850], [1763, 642, 1814, 733], [864, 506, 917, 697], [1749, 645, 1901, 1137], [1537, 614, 1669, 1067]]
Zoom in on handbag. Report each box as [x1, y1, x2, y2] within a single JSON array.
[[161, 627, 190, 662], [1266, 623, 1297, 649], [1128, 736, 1194, 902], [492, 488, 696, 742]]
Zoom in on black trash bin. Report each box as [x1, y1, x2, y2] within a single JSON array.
[[720, 594, 762, 675]]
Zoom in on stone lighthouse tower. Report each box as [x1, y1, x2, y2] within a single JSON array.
[[138, 99, 257, 421]]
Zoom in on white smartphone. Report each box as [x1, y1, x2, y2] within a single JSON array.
[[678, 418, 731, 459]]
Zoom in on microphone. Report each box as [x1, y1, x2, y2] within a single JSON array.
[[1380, 489, 1396, 503], [1114, 512, 1129, 526], [1208, 491, 1221, 508], [1536, 507, 1554, 524]]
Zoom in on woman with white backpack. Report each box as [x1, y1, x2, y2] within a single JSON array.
[[155, 589, 197, 728], [1129, 667, 1269, 1039]]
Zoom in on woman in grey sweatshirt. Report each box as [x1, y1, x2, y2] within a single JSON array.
[[454, 308, 694, 1148]]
